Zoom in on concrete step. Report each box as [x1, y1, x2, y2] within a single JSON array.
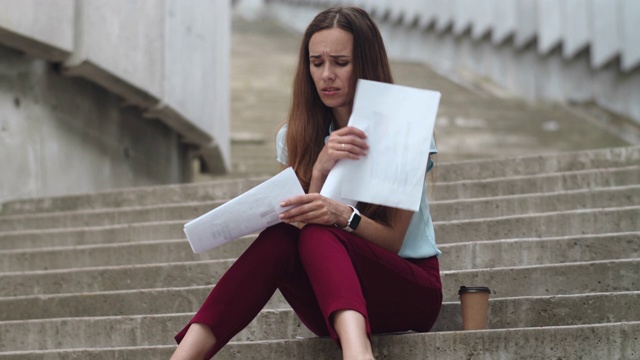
[[2, 184, 637, 232], [2, 292, 638, 351], [1, 146, 637, 217], [2, 257, 638, 300], [436, 145, 640, 182], [439, 232, 640, 270], [2, 205, 637, 251], [215, 321, 640, 360], [0, 237, 251, 272], [2, 249, 637, 324], [0, 286, 288, 321], [1, 165, 636, 228], [2, 230, 638, 273], [0, 312, 306, 352], [0, 177, 268, 217], [2, 321, 638, 359], [431, 185, 640, 221], [436, 205, 640, 244], [434, 165, 639, 201], [0, 200, 226, 232]]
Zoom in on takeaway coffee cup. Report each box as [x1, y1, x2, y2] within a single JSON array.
[[458, 286, 491, 330]]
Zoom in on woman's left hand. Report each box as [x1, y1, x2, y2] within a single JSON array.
[[279, 194, 350, 227]]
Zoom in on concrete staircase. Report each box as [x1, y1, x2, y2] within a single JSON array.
[[1, 146, 639, 359]]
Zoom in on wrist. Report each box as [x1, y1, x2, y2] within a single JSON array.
[[336, 205, 361, 232], [312, 167, 328, 181], [336, 204, 351, 228]]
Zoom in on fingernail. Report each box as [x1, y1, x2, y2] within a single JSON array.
[[280, 202, 286, 206], [279, 214, 284, 219]]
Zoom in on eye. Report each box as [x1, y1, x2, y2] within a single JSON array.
[[311, 62, 323, 68], [336, 62, 349, 67]]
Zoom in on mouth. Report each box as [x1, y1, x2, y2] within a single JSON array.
[[321, 87, 340, 96]]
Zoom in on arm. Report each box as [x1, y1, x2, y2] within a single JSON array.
[[309, 126, 368, 193], [282, 152, 434, 252], [334, 203, 413, 254], [279, 194, 413, 254]]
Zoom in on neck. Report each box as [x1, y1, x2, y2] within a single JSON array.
[[332, 105, 352, 129]]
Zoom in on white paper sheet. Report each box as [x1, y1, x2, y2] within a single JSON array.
[[184, 167, 305, 253], [321, 79, 440, 211], [319, 160, 358, 207]]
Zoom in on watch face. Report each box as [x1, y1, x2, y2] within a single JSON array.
[[349, 212, 361, 231]]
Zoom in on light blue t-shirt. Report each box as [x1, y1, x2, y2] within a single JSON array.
[[276, 125, 441, 259]]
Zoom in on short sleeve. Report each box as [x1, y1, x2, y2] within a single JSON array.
[[429, 136, 438, 155], [427, 137, 437, 173], [276, 125, 288, 165]]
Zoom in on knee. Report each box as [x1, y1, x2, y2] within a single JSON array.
[[254, 223, 300, 260], [298, 224, 341, 257], [299, 224, 331, 243]]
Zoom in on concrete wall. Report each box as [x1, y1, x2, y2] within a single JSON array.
[[63, 0, 231, 167], [263, 0, 640, 126], [0, 0, 75, 61], [0, 0, 231, 203], [0, 45, 190, 204]]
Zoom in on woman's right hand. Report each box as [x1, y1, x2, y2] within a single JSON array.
[[312, 126, 369, 180]]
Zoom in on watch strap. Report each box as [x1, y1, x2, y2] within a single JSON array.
[[344, 205, 361, 232]]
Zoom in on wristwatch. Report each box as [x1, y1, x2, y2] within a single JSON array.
[[341, 205, 361, 232]]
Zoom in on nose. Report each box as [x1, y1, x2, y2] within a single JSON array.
[[321, 63, 335, 82]]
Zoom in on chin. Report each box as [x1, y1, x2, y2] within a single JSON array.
[[321, 98, 345, 109]]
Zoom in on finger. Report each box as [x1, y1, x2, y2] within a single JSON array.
[[333, 126, 367, 139], [280, 193, 324, 209], [280, 194, 330, 219], [280, 205, 321, 223], [285, 208, 332, 225], [280, 194, 315, 207], [329, 134, 369, 152], [336, 141, 368, 156]]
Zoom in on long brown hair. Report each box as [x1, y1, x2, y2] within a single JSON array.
[[285, 7, 395, 225]]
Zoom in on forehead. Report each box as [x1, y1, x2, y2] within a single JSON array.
[[309, 28, 353, 55]]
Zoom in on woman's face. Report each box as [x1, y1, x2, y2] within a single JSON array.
[[308, 28, 354, 116]]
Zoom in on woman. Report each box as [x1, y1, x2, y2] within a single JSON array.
[[171, 7, 442, 360]]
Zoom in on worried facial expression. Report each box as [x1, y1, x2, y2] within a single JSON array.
[[309, 28, 354, 115]]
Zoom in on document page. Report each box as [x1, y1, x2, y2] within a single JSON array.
[[321, 79, 440, 211], [184, 167, 305, 253]]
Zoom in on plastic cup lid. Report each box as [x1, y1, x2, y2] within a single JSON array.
[[458, 286, 491, 295]]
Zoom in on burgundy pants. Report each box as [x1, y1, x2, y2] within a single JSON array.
[[175, 223, 442, 358]]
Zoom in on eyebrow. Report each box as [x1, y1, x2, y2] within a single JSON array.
[[309, 54, 351, 59]]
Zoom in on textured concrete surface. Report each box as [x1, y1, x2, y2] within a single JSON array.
[[0, 0, 74, 61], [0, 14, 638, 360], [434, 166, 640, 201], [0, 286, 289, 321], [0, 45, 192, 206], [2, 205, 636, 251], [2, 184, 637, 232], [2, 230, 639, 274], [3, 291, 640, 351], [3, 256, 638, 300], [3, 320, 639, 359], [211, 322, 640, 360], [268, 1, 640, 125], [66, 0, 165, 103], [0, 2, 232, 205], [2, 145, 637, 216], [218, 16, 633, 179], [0, 177, 268, 216]]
